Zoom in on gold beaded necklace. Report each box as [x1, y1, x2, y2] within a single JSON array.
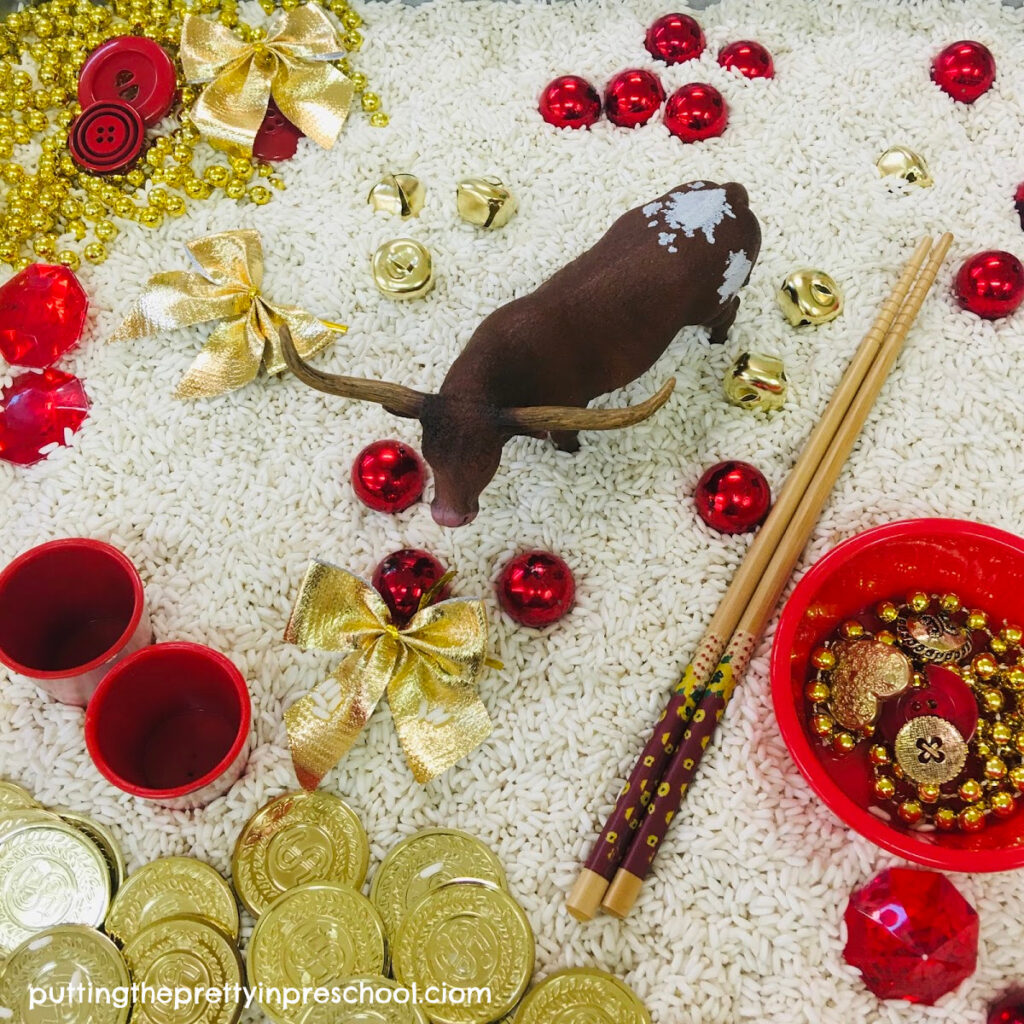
[[0, 0, 384, 273]]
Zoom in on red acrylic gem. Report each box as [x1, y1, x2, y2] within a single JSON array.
[[664, 83, 728, 143], [843, 867, 979, 1004], [372, 548, 449, 626], [538, 75, 602, 130], [931, 40, 996, 104], [253, 99, 304, 162], [604, 69, 665, 129], [351, 439, 425, 513], [954, 250, 1024, 320], [718, 39, 774, 79], [497, 550, 575, 628], [0, 369, 89, 466], [0, 264, 89, 368], [644, 13, 705, 65], [694, 460, 771, 533]]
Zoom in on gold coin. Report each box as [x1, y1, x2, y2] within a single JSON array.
[[370, 829, 506, 941], [0, 807, 64, 837], [514, 968, 651, 1024], [0, 925, 130, 1024], [122, 914, 243, 1024], [248, 882, 388, 1023], [0, 780, 40, 810], [0, 822, 110, 955], [105, 856, 239, 947], [59, 811, 126, 896], [392, 881, 534, 1024], [232, 791, 369, 916], [894, 715, 968, 786], [294, 975, 428, 1024]]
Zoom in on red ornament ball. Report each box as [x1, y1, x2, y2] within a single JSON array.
[[718, 39, 774, 79], [989, 1000, 1024, 1024], [931, 40, 996, 104], [954, 250, 1024, 320], [604, 69, 665, 128], [351, 440, 425, 513], [372, 549, 449, 625], [538, 75, 602, 130], [694, 461, 771, 534], [664, 83, 728, 142], [497, 551, 575, 628], [644, 13, 705, 65]]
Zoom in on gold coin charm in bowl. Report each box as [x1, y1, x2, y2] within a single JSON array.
[[248, 882, 388, 1023], [391, 881, 534, 1024], [232, 790, 370, 917], [104, 855, 239, 947], [0, 925, 130, 1024], [515, 967, 652, 1024], [370, 828, 507, 941], [372, 239, 434, 300], [122, 915, 244, 1024], [456, 177, 517, 229], [368, 173, 426, 218], [777, 269, 843, 326], [295, 975, 428, 1024]]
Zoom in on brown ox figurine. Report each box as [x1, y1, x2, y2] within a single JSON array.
[[281, 181, 761, 526]]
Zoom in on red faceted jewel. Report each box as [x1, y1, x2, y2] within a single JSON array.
[[0, 264, 88, 368], [0, 369, 90, 466], [843, 867, 979, 1005]]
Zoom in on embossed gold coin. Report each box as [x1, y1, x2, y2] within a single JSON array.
[[59, 811, 126, 896], [0, 822, 110, 955], [894, 715, 968, 786], [514, 967, 651, 1024], [0, 807, 64, 837], [370, 829, 507, 941], [0, 780, 40, 810], [105, 855, 239, 947], [294, 975, 428, 1024], [392, 881, 534, 1024], [0, 925, 130, 1024], [122, 914, 243, 1024], [232, 791, 370, 917], [248, 882, 388, 1023]]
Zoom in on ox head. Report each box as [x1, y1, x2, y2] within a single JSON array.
[[278, 326, 674, 527]]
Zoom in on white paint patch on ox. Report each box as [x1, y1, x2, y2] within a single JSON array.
[[645, 188, 736, 246], [658, 231, 677, 249], [719, 249, 752, 301]]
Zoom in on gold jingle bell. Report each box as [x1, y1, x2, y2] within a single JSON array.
[[372, 238, 434, 300], [724, 352, 787, 411], [456, 176, 517, 229], [368, 173, 426, 218], [778, 269, 843, 326], [876, 146, 933, 188]]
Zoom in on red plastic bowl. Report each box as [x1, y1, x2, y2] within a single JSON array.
[[771, 518, 1024, 872]]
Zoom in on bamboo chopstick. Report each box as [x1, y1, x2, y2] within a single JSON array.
[[566, 236, 934, 921], [600, 232, 954, 919]]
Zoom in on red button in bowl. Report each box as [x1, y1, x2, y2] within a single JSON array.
[[69, 101, 145, 174], [78, 36, 177, 126]]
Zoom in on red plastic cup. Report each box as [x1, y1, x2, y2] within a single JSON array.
[[85, 643, 251, 809], [0, 538, 151, 706], [772, 517, 1024, 872]]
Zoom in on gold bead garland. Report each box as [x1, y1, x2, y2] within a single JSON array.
[[0, 0, 384, 272], [806, 593, 1024, 833]]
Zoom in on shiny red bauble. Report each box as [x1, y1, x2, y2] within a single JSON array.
[[604, 69, 665, 128], [989, 999, 1024, 1024], [0, 369, 90, 466], [664, 83, 728, 142], [954, 250, 1024, 320], [644, 13, 705, 65], [0, 264, 88, 368], [718, 39, 774, 79], [351, 440, 425, 513], [497, 551, 575, 628], [843, 867, 978, 1004], [372, 549, 449, 625], [931, 40, 996, 104], [694, 460, 771, 533], [538, 75, 602, 130]]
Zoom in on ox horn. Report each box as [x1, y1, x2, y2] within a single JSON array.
[[500, 378, 675, 432], [277, 322, 427, 418]]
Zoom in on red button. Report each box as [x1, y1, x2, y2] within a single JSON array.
[[78, 36, 177, 127], [252, 99, 304, 162], [69, 101, 144, 174]]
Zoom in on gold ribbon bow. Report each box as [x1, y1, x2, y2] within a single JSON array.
[[180, 4, 353, 154], [284, 561, 495, 787], [111, 229, 341, 398]]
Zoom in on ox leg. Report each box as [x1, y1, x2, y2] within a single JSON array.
[[706, 296, 740, 345], [550, 430, 581, 453]]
